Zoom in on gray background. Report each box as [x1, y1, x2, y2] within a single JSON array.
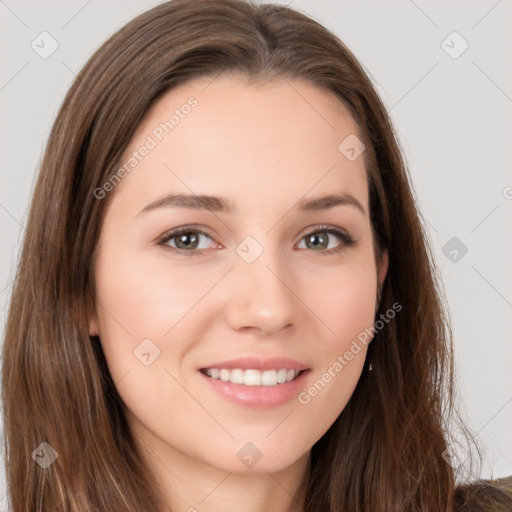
[[1, 0, 511, 506]]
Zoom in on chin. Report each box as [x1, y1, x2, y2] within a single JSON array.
[[199, 437, 310, 476]]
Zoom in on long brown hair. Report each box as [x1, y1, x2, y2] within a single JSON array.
[[1, 0, 505, 510]]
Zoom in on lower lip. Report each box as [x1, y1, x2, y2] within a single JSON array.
[[199, 370, 310, 408]]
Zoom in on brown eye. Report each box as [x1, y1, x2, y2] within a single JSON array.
[[173, 232, 201, 250], [298, 226, 356, 254], [157, 226, 218, 255], [304, 232, 329, 250]]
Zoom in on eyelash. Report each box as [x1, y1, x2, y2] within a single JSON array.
[[156, 224, 357, 257]]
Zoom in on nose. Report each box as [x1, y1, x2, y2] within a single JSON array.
[[222, 249, 296, 337]]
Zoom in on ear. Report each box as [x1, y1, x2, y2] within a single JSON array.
[[89, 315, 99, 337], [87, 298, 100, 336], [376, 248, 389, 310], [378, 248, 389, 289]]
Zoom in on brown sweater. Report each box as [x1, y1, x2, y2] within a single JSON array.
[[455, 477, 512, 511]]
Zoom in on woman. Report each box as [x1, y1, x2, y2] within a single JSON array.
[[1, 0, 510, 510]]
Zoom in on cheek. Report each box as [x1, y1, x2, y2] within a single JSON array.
[[94, 246, 215, 343], [92, 246, 208, 436], [304, 256, 378, 352], [92, 241, 226, 402], [284, 254, 377, 434]]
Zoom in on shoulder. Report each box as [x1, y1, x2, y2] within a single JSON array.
[[454, 476, 512, 512]]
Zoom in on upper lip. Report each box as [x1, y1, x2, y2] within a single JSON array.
[[199, 356, 309, 372]]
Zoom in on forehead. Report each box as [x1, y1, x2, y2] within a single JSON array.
[[111, 73, 368, 214]]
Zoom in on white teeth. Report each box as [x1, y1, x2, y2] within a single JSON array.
[[203, 368, 300, 386], [276, 368, 287, 383], [261, 370, 277, 386], [230, 368, 244, 384], [244, 369, 261, 386]]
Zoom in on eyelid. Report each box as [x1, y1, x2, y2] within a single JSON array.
[[301, 223, 349, 238]]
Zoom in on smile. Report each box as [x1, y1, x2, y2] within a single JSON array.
[[200, 368, 305, 386]]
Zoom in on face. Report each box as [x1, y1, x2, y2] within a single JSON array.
[[89, 74, 388, 476]]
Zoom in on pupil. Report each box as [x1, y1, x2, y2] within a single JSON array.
[[308, 233, 327, 250], [177, 233, 198, 249]]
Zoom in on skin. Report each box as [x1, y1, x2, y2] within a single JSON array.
[[89, 74, 388, 512]]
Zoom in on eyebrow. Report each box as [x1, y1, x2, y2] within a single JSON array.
[[137, 192, 366, 216]]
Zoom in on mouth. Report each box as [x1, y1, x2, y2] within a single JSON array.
[[199, 367, 308, 387], [197, 356, 310, 407]]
